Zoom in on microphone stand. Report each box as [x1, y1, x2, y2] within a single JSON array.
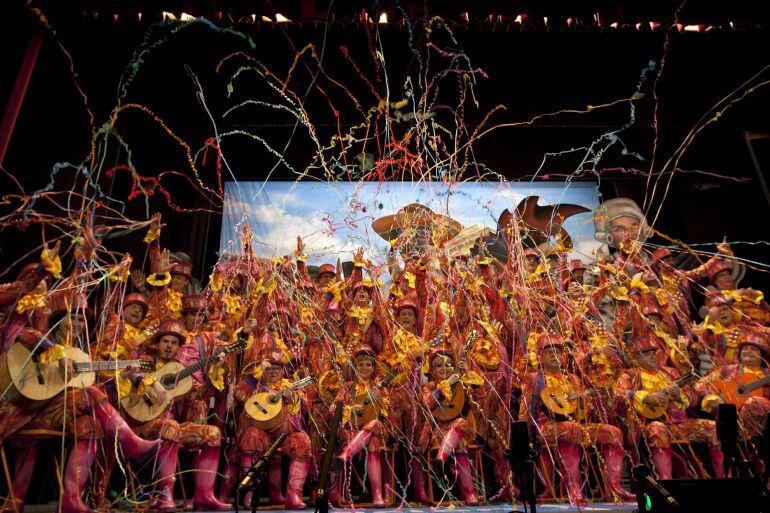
[[314, 402, 344, 513], [235, 433, 287, 513]]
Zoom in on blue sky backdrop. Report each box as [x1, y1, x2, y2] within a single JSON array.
[[220, 181, 601, 266]]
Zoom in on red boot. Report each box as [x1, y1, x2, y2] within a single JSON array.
[[366, 452, 386, 507], [411, 460, 429, 505], [710, 446, 725, 478], [285, 459, 310, 509], [93, 401, 159, 460], [337, 429, 374, 463], [650, 447, 673, 480], [60, 440, 97, 513], [216, 462, 238, 504], [151, 442, 179, 512], [602, 446, 635, 502], [240, 455, 254, 508], [1, 446, 37, 513], [267, 458, 285, 504], [455, 453, 479, 506], [435, 428, 463, 463], [559, 442, 586, 507], [192, 446, 232, 511]]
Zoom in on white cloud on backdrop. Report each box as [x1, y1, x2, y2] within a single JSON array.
[[220, 181, 602, 266]]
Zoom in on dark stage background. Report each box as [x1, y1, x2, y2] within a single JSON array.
[[1, 1, 768, 291]]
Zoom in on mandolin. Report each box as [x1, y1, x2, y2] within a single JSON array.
[[634, 372, 700, 420], [709, 372, 770, 408], [244, 376, 316, 430], [0, 342, 154, 410], [121, 339, 246, 422], [431, 330, 477, 422], [351, 369, 399, 429]]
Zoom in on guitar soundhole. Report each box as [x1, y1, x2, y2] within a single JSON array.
[[737, 386, 747, 396], [161, 375, 176, 389], [268, 396, 279, 405]]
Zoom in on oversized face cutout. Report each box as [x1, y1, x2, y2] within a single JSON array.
[[610, 215, 643, 247]]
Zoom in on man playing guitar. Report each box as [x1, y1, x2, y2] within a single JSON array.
[[697, 333, 770, 438], [615, 333, 725, 480], [234, 350, 312, 509], [124, 318, 231, 512]]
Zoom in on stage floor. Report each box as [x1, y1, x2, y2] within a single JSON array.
[[23, 503, 638, 513]]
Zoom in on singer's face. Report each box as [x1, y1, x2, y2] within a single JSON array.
[[355, 356, 375, 380], [431, 355, 454, 381], [264, 364, 283, 383], [158, 335, 181, 361], [740, 345, 764, 368]]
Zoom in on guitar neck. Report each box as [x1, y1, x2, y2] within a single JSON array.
[[744, 375, 770, 393], [74, 360, 138, 373], [176, 353, 220, 381]]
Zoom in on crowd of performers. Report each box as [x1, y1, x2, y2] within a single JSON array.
[[1, 196, 769, 512]]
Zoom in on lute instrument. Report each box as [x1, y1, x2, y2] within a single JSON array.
[[0, 342, 154, 409], [351, 369, 399, 429], [634, 372, 699, 419], [431, 330, 477, 422], [121, 339, 246, 422], [244, 376, 315, 430]]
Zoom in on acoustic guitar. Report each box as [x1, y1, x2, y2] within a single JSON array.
[[0, 342, 154, 410], [431, 330, 477, 422], [634, 372, 700, 419], [540, 386, 605, 417], [351, 369, 399, 429], [244, 376, 316, 430], [709, 373, 770, 408], [121, 339, 246, 422]]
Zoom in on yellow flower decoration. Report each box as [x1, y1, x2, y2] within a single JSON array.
[[389, 283, 404, 299], [403, 271, 417, 289], [609, 285, 630, 301], [324, 281, 344, 303], [38, 344, 66, 365], [210, 272, 224, 292], [208, 366, 226, 391], [167, 289, 182, 316], [630, 280, 650, 293], [15, 292, 47, 314], [223, 293, 244, 316], [146, 272, 171, 287], [437, 379, 453, 400], [40, 248, 62, 279], [723, 289, 764, 305]]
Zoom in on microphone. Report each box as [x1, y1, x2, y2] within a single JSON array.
[[239, 433, 287, 488], [632, 464, 679, 508]]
